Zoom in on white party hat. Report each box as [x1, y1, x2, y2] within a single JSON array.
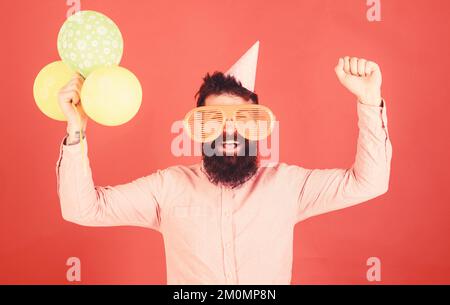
[[225, 41, 259, 92]]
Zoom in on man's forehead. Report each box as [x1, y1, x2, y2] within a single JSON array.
[[204, 94, 251, 106]]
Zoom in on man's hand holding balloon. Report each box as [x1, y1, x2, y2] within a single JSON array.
[[57, 73, 88, 145], [34, 11, 142, 133]]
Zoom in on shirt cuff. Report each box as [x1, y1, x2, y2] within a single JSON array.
[[61, 134, 89, 157]]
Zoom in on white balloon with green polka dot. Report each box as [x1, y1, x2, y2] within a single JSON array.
[[57, 10, 123, 77]]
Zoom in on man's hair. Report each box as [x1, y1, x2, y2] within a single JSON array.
[[195, 71, 259, 107]]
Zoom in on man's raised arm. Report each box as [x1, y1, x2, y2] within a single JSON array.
[[295, 57, 392, 222], [55, 74, 162, 230]]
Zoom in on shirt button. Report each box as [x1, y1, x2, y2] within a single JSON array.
[[226, 242, 231, 249], [225, 211, 231, 217]]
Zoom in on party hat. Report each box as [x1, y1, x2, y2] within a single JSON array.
[[225, 41, 259, 92]]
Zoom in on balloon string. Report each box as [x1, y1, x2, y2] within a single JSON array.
[[71, 103, 87, 176]]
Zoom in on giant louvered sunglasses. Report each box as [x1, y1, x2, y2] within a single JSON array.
[[183, 104, 275, 143]]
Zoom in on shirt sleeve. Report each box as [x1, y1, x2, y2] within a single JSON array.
[[55, 135, 164, 231], [295, 99, 392, 223]]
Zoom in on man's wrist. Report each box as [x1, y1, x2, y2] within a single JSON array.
[[358, 92, 383, 107], [65, 130, 86, 146]]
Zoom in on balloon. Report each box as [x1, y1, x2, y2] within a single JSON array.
[[81, 66, 142, 126], [33, 61, 75, 121], [57, 10, 123, 77]]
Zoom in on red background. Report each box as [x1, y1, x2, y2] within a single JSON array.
[[1, 0, 449, 284]]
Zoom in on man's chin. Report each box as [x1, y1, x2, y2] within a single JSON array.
[[202, 152, 258, 188]]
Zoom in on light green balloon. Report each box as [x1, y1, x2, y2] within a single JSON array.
[[57, 10, 123, 78]]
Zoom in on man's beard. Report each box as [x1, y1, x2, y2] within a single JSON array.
[[202, 134, 258, 189]]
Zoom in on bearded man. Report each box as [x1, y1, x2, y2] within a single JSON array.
[[56, 42, 392, 284]]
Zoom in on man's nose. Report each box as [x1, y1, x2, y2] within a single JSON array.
[[223, 120, 236, 137]]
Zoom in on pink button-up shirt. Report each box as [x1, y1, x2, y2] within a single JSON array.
[[56, 100, 392, 284]]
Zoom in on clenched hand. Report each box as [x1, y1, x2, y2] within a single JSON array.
[[334, 56, 383, 106]]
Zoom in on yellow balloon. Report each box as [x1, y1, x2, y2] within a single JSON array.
[[81, 66, 142, 126], [33, 61, 74, 121]]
